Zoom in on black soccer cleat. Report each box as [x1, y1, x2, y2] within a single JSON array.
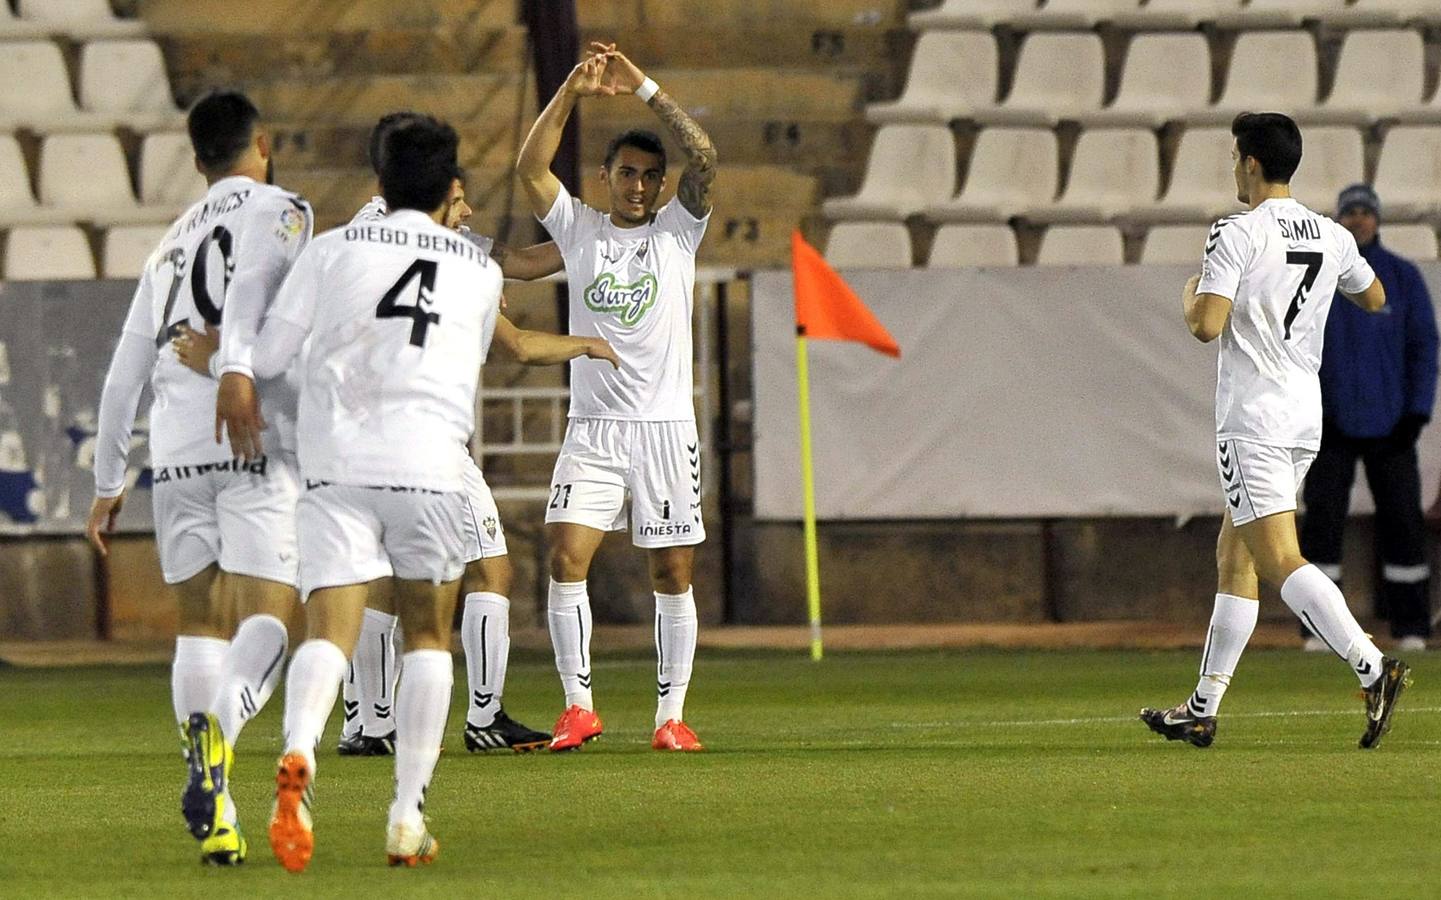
[[1359, 656, 1412, 750], [336, 730, 396, 757], [463, 709, 551, 753], [1139, 702, 1217, 748]]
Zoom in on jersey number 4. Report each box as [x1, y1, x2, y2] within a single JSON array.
[[376, 259, 440, 347], [1282, 251, 1323, 340]]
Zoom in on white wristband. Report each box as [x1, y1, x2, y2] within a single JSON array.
[[637, 77, 659, 103]]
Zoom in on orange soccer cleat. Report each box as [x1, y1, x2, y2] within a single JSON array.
[[268, 752, 315, 873], [386, 821, 440, 868], [652, 719, 704, 752], [548, 705, 604, 751]]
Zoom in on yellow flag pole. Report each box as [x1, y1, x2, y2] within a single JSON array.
[[795, 333, 824, 661]]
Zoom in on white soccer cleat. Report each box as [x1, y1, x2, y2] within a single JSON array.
[[385, 820, 439, 868]]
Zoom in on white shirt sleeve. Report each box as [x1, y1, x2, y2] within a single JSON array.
[[1336, 227, 1377, 295], [538, 182, 583, 247], [654, 198, 711, 256], [248, 239, 324, 380], [93, 276, 159, 498], [458, 225, 495, 258], [217, 195, 313, 379], [1197, 217, 1250, 301]]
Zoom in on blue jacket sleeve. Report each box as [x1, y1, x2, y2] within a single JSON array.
[[1403, 260, 1439, 420]]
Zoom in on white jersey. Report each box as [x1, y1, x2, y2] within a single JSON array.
[[114, 175, 311, 466], [541, 183, 708, 421], [268, 209, 502, 492], [1198, 197, 1376, 449], [352, 195, 494, 257]]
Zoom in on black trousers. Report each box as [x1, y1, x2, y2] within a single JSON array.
[[1299, 433, 1432, 638]]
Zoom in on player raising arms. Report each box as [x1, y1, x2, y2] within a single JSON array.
[[1141, 113, 1411, 750], [88, 90, 311, 865], [210, 116, 614, 871], [516, 45, 717, 752]]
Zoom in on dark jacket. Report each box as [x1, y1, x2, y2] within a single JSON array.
[[1319, 235, 1438, 439]]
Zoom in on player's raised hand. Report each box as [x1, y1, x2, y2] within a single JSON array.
[[171, 324, 219, 377], [585, 338, 621, 369], [216, 371, 266, 461], [85, 492, 125, 556], [564, 52, 615, 98], [590, 43, 646, 95]]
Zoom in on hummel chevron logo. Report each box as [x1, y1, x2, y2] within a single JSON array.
[[474, 691, 495, 707], [374, 703, 392, 719], [1357, 661, 1373, 677], [343, 700, 359, 722], [657, 680, 671, 698], [1228, 491, 1242, 509], [577, 672, 593, 689]]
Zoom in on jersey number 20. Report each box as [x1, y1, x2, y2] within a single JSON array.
[[376, 259, 440, 347], [1282, 251, 1323, 340]]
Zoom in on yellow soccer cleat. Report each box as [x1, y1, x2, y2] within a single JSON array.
[[181, 712, 233, 841], [199, 822, 248, 866]]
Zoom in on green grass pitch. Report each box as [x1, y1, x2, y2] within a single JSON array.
[[2, 648, 1438, 897]]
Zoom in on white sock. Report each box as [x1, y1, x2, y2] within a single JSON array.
[[342, 609, 399, 738], [655, 588, 698, 728], [462, 592, 510, 728], [389, 649, 453, 830], [1280, 564, 1385, 687], [171, 636, 228, 726], [547, 579, 594, 710], [214, 614, 288, 743], [281, 639, 348, 773], [1187, 593, 1257, 717]]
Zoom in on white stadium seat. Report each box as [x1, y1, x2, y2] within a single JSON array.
[[1079, 34, 1210, 129], [38, 133, 152, 225], [0, 40, 89, 132], [867, 32, 999, 126], [4, 225, 96, 280], [974, 34, 1105, 127], [80, 40, 182, 129], [16, 0, 144, 37], [102, 224, 168, 278], [1035, 225, 1125, 266], [140, 132, 207, 208], [1214, 0, 1350, 28], [1027, 128, 1158, 223], [927, 224, 1018, 268], [925, 128, 1057, 223], [822, 125, 956, 221], [1141, 225, 1209, 265], [1192, 32, 1318, 126], [1308, 30, 1425, 126], [1326, 0, 1441, 27], [1112, 0, 1237, 30], [1289, 127, 1364, 214], [1372, 127, 1441, 220], [1378, 224, 1438, 262], [1009, 0, 1138, 30], [908, 0, 1038, 30], [0, 1, 45, 36], [1129, 128, 1240, 225], [824, 222, 911, 268], [0, 137, 39, 227]]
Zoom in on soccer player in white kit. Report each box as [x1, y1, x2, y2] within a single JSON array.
[[1141, 113, 1412, 750], [210, 117, 613, 871], [517, 45, 717, 752], [87, 90, 310, 865]]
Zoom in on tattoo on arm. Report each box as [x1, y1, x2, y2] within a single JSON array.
[[649, 90, 717, 218]]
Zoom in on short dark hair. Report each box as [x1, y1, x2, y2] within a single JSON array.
[[187, 90, 261, 173], [379, 115, 462, 213], [368, 111, 425, 176], [1231, 112, 1302, 184], [603, 129, 666, 174]]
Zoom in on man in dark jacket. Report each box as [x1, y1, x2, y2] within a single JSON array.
[[1300, 184, 1438, 652]]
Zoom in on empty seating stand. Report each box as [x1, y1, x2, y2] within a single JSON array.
[[1078, 34, 1210, 129], [822, 124, 956, 221], [1035, 225, 1125, 266], [974, 34, 1105, 127], [1025, 128, 1158, 223], [79, 40, 184, 130], [927, 224, 1018, 268], [1141, 225, 1209, 265], [103, 224, 170, 278], [925, 128, 1057, 223], [866, 32, 998, 126], [4, 225, 97, 280], [824, 222, 912, 268]]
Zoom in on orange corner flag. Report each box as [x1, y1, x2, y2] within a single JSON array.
[[791, 230, 900, 358]]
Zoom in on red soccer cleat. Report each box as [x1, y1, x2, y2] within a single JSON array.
[[548, 705, 604, 751], [268, 752, 315, 873], [652, 719, 704, 752]]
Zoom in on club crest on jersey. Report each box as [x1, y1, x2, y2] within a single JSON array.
[[276, 206, 306, 240], [483, 516, 498, 539], [583, 272, 658, 326]]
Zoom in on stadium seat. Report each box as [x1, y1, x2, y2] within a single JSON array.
[[927, 224, 1018, 268], [1213, 0, 1349, 28], [15, 0, 145, 37], [1190, 32, 1318, 125], [822, 125, 956, 221], [1127, 128, 1239, 224], [0, 136, 40, 227], [1372, 127, 1441, 220], [4, 225, 96, 280], [824, 222, 911, 268], [38, 133, 150, 224], [866, 32, 998, 126], [1288, 127, 1363, 213], [1078, 34, 1210, 129], [1111, 0, 1237, 29], [973, 34, 1105, 127], [139, 132, 208, 208], [1009, 0, 1139, 30], [907, 0, 1039, 30], [1026, 128, 1158, 223], [1324, 0, 1441, 26], [925, 128, 1057, 223], [1140, 225, 1208, 265], [0, 2, 45, 36], [0, 40, 93, 132], [1378, 223, 1439, 261], [80, 40, 182, 129], [1035, 225, 1125, 266], [102, 224, 167, 278], [1307, 30, 1424, 126]]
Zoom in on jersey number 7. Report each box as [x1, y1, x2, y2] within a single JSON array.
[[376, 259, 440, 347], [1282, 251, 1323, 340]]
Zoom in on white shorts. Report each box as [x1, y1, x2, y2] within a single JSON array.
[[297, 481, 468, 600], [460, 455, 507, 562], [150, 454, 299, 586], [1216, 438, 1316, 527], [545, 418, 705, 549]]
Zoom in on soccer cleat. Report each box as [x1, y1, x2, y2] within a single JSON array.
[[385, 821, 439, 868], [181, 712, 232, 840], [1139, 702, 1216, 748], [199, 822, 247, 866], [336, 730, 396, 757], [652, 719, 704, 752], [463, 709, 551, 753], [1359, 656, 1412, 750], [268, 752, 315, 874], [548, 705, 604, 751]]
